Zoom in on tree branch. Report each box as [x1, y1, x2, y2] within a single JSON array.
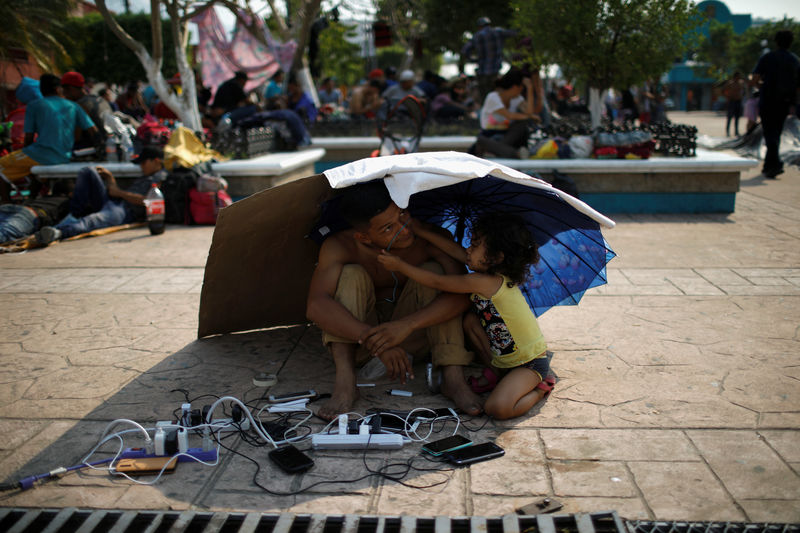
[[94, 0, 152, 65], [150, 0, 163, 68]]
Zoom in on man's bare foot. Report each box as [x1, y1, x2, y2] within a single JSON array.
[[441, 365, 483, 416], [318, 343, 360, 421], [318, 385, 359, 421]]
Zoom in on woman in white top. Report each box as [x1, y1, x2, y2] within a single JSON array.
[[473, 68, 543, 159]]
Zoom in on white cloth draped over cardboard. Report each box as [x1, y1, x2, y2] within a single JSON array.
[[323, 151, 615, 229], [197, 151, 615, 338]]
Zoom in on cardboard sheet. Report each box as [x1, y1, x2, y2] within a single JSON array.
[[198, 173, 330, 337]]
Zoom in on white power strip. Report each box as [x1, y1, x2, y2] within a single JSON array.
[[311, 433, 404, 450]]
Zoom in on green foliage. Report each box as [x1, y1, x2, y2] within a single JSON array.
[[511, 0, 701, 90], [0, 0, 77, 71], [696, 19, 735, 79], [317, 21, 363, 87], [62, 12, 178, 84], [421, 0, 513, 54], [374, 0, 478, 70], [730, 18, 800, 77], [375, 45, 443, 76]]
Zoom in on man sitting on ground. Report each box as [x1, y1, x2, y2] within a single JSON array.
[[306, 180, 483, 420], [0, 73, 97, 203], [33, 146, 168, 245]]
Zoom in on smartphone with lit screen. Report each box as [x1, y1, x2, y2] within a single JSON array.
[[421, 435, 473, 456], [445, 442, 504, 465]]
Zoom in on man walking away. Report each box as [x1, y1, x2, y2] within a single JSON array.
[[751, 30, 800, 178], [460, 17, 516, 103]]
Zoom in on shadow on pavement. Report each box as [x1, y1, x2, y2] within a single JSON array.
[[1, 325, 504, 511]]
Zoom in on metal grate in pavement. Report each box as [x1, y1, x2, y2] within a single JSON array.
[[0, 508, 626, 533], [626, 522, 800, 533]]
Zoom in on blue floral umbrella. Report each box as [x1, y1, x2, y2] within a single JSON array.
[[408, 175, 615, 316]]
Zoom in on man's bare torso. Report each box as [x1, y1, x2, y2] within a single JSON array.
[[329, 231, 433, 300]]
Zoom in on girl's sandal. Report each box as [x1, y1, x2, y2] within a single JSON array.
[[536, 375, 556, 397], [468, 367, 499, 394]]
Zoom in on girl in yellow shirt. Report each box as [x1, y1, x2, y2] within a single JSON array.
[[378, 213, 553, 420]]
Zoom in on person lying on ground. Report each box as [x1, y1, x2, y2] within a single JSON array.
[[378, 213, 553, 420], [32, 146, 168, 246], [0, 182, 71, 244], [305, 179, 483, 420], [0, 73, 97, 203]]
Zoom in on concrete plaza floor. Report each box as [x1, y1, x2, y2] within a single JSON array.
[[0, 112, 798, 522]]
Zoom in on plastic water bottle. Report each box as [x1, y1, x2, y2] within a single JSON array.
[[145, 183, 166, 235], [105, 136, 119, 162]]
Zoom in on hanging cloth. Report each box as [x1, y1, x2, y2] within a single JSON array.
[[192, 8, 297, 97]]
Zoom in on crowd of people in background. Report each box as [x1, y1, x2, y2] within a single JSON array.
[[2, 19, 795, 246]]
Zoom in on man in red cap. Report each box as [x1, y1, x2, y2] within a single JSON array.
[[0, 73, 97, 203], [61, 71, 111, 148]]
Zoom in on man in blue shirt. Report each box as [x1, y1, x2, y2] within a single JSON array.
[[752, 30, 800, 178], [460, 17, 516, 102], [0, 73, 96, 202]]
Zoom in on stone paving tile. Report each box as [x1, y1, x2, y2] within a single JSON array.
[[0, 420, 88, 481], [720, 370, 798, 413], [694, 268, 751, 286], [376, 468, 467, 516], [759, 413, 800, 429], [759, 430, 800, 463], [732, 268, 800, 279], [540, 429, 699, 461], [289, 493, 374, 514], [0, 420, 49, 453], [628, 461, 745, 521], [113, 485, 194, 511], [199, 489, 296, 512], [687, 430, 800, 500], [550, 461, 636, 498], [722, 285, 800, 295], [470, 456, 549, 496], [737, 499, 800, 523], [472, 495, 651, 519], [0, 484, 130, 508]]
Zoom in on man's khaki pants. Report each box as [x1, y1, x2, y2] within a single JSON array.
[[321, 262, 472, 367]]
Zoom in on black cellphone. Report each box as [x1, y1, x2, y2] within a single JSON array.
[[421, 435, 473, 456], [268, 445, 314, 473], [445, 442, 505, 465]]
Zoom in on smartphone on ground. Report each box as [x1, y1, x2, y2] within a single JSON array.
[[421, 435, 473, 456], [445, 442, 505, 465], [268, 445, 314, 474]]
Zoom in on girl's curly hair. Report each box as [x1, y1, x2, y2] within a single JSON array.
[[471, 212, 539, 286]]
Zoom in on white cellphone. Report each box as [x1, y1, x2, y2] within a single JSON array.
[[416, 407, 458, 420], [268, 389, 317, 403]]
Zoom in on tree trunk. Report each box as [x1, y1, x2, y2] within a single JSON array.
[[589, 87, 603, 130], [95, 0, 202, 132]]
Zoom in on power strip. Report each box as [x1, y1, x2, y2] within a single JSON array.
[[311, 433, 404, 450], [120, 447, 218, 463]]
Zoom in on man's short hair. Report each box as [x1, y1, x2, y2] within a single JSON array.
[[39, 74, 61, 96], [234, 70, 248, 81], [132, 146, 164, 164], [338, 179, 393, 229], [775, 30, 793, 49]]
